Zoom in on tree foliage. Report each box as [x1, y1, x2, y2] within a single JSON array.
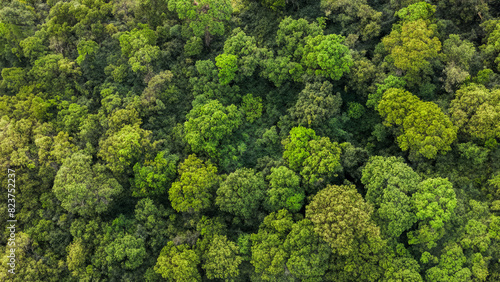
[[169, 154, 219, 213]]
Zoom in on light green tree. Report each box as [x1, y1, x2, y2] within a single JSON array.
[[184, 99, 242, 158], [215, 168, 266, 220], [409, 178, 457, 249], [168, 0, 232, 46], [306, 184, 382, 255], [202, 235, 243, 280], [53, 152, 122, 216], [155, 242, 201, 281], [264, 166, 304, 213], [378, 88, 457, 159], [361, 156, 420, 238], [169, 154, 219, 213]]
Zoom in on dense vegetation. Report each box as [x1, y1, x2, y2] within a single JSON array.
[[1, 0, 500, 280]]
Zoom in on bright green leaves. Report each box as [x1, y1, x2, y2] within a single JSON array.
[[301, 34, 353, 80], [413, 178, 457, 230], [378, 88, 457, 159], [382, 19, 441, 74], [250, 211, 332, 281], [215, 168, 266, 220], [283, 219, 331, 281], [450, 83, 500, 141], [215, 53, 238, 85], [67, 239, 87, 277], [154, 242, 201, 281], [409, 178, 457, 249], [76, 39, 98, 65], [377, 89, 407, 125], [98, 124, 154, 174], [306, 184, 382, 255], [168, 0, 232, 46], [399, 101, 457, 159], [480, 20, 500, 71], [425, 243, 472, 281], [301, 136, 342, 186], [132, 150, 179, 197], [53, 152, 122, 217], [250, 209, 294, 280], [282, 126, 317, 171], [276, 17, 323, 59], [184, 99, 242, 158], [366, 75, 406, 110], [202, 235, 243, 280], [264, 166, 304, 213], [215, 28, 265, 84], [395, 2, 436, 22], [105, 235, 146, 270], [262, 17, 352, 86], [362, 156, 420, 238], [119, 24, 157, 58], [118, 24, 159, 74], [241, 94, 263, 123], [282, 127, 342, 187], [169, 154, 219, 213]]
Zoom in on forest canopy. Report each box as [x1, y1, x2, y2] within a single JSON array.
[[1, 0, 500, 281]]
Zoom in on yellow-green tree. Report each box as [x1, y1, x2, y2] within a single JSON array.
[[169, 154, 219, 213], [378, 88, 457, 159]]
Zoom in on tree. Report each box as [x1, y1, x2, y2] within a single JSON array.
[[301, 34, 353, 80], [264, 166, 304, 213], [168, 0, 232, 46], [202, 235, 243, 280], [105, 235, 146, 270], [154, 242, 201, 281], [425, 243, 472, 281], [222, 28, 264, 78], [361, 156, 420, 238], [441, 34, 476, 93], [262, 0, 285, 11], [300, 136, 342, 187], [134, 198, 177, 253], [169, 154, 219, 213], [260, 17, 322, 86], [305, 184, 382, 255], [98, 124, 154, 174], [378, 88, 457, 159], [409, 178, 457, 249], [215, 53, 238, 85], [184, 99, 242, 158], [480, 20, 500, 71], [320, 0, 382, 40], [449, 83, 500, 141], [282, 127, 343, 188], [275, 17, 323, 59], [395, 2, 436, 22], [53, 152, 122, 217], [241, 94, 263, 123], [290, 80, 342, 127], [132, 150, 179, 197], [67, 239, 87, 277], [366, 75, 406, 110], [215, 168, 266, 220], [284, 219, 331, 281], [250, 209, 294, 281], [0, 117, 39, 169], [382, 19, 441, 76], [118, 24, 159, 74]]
